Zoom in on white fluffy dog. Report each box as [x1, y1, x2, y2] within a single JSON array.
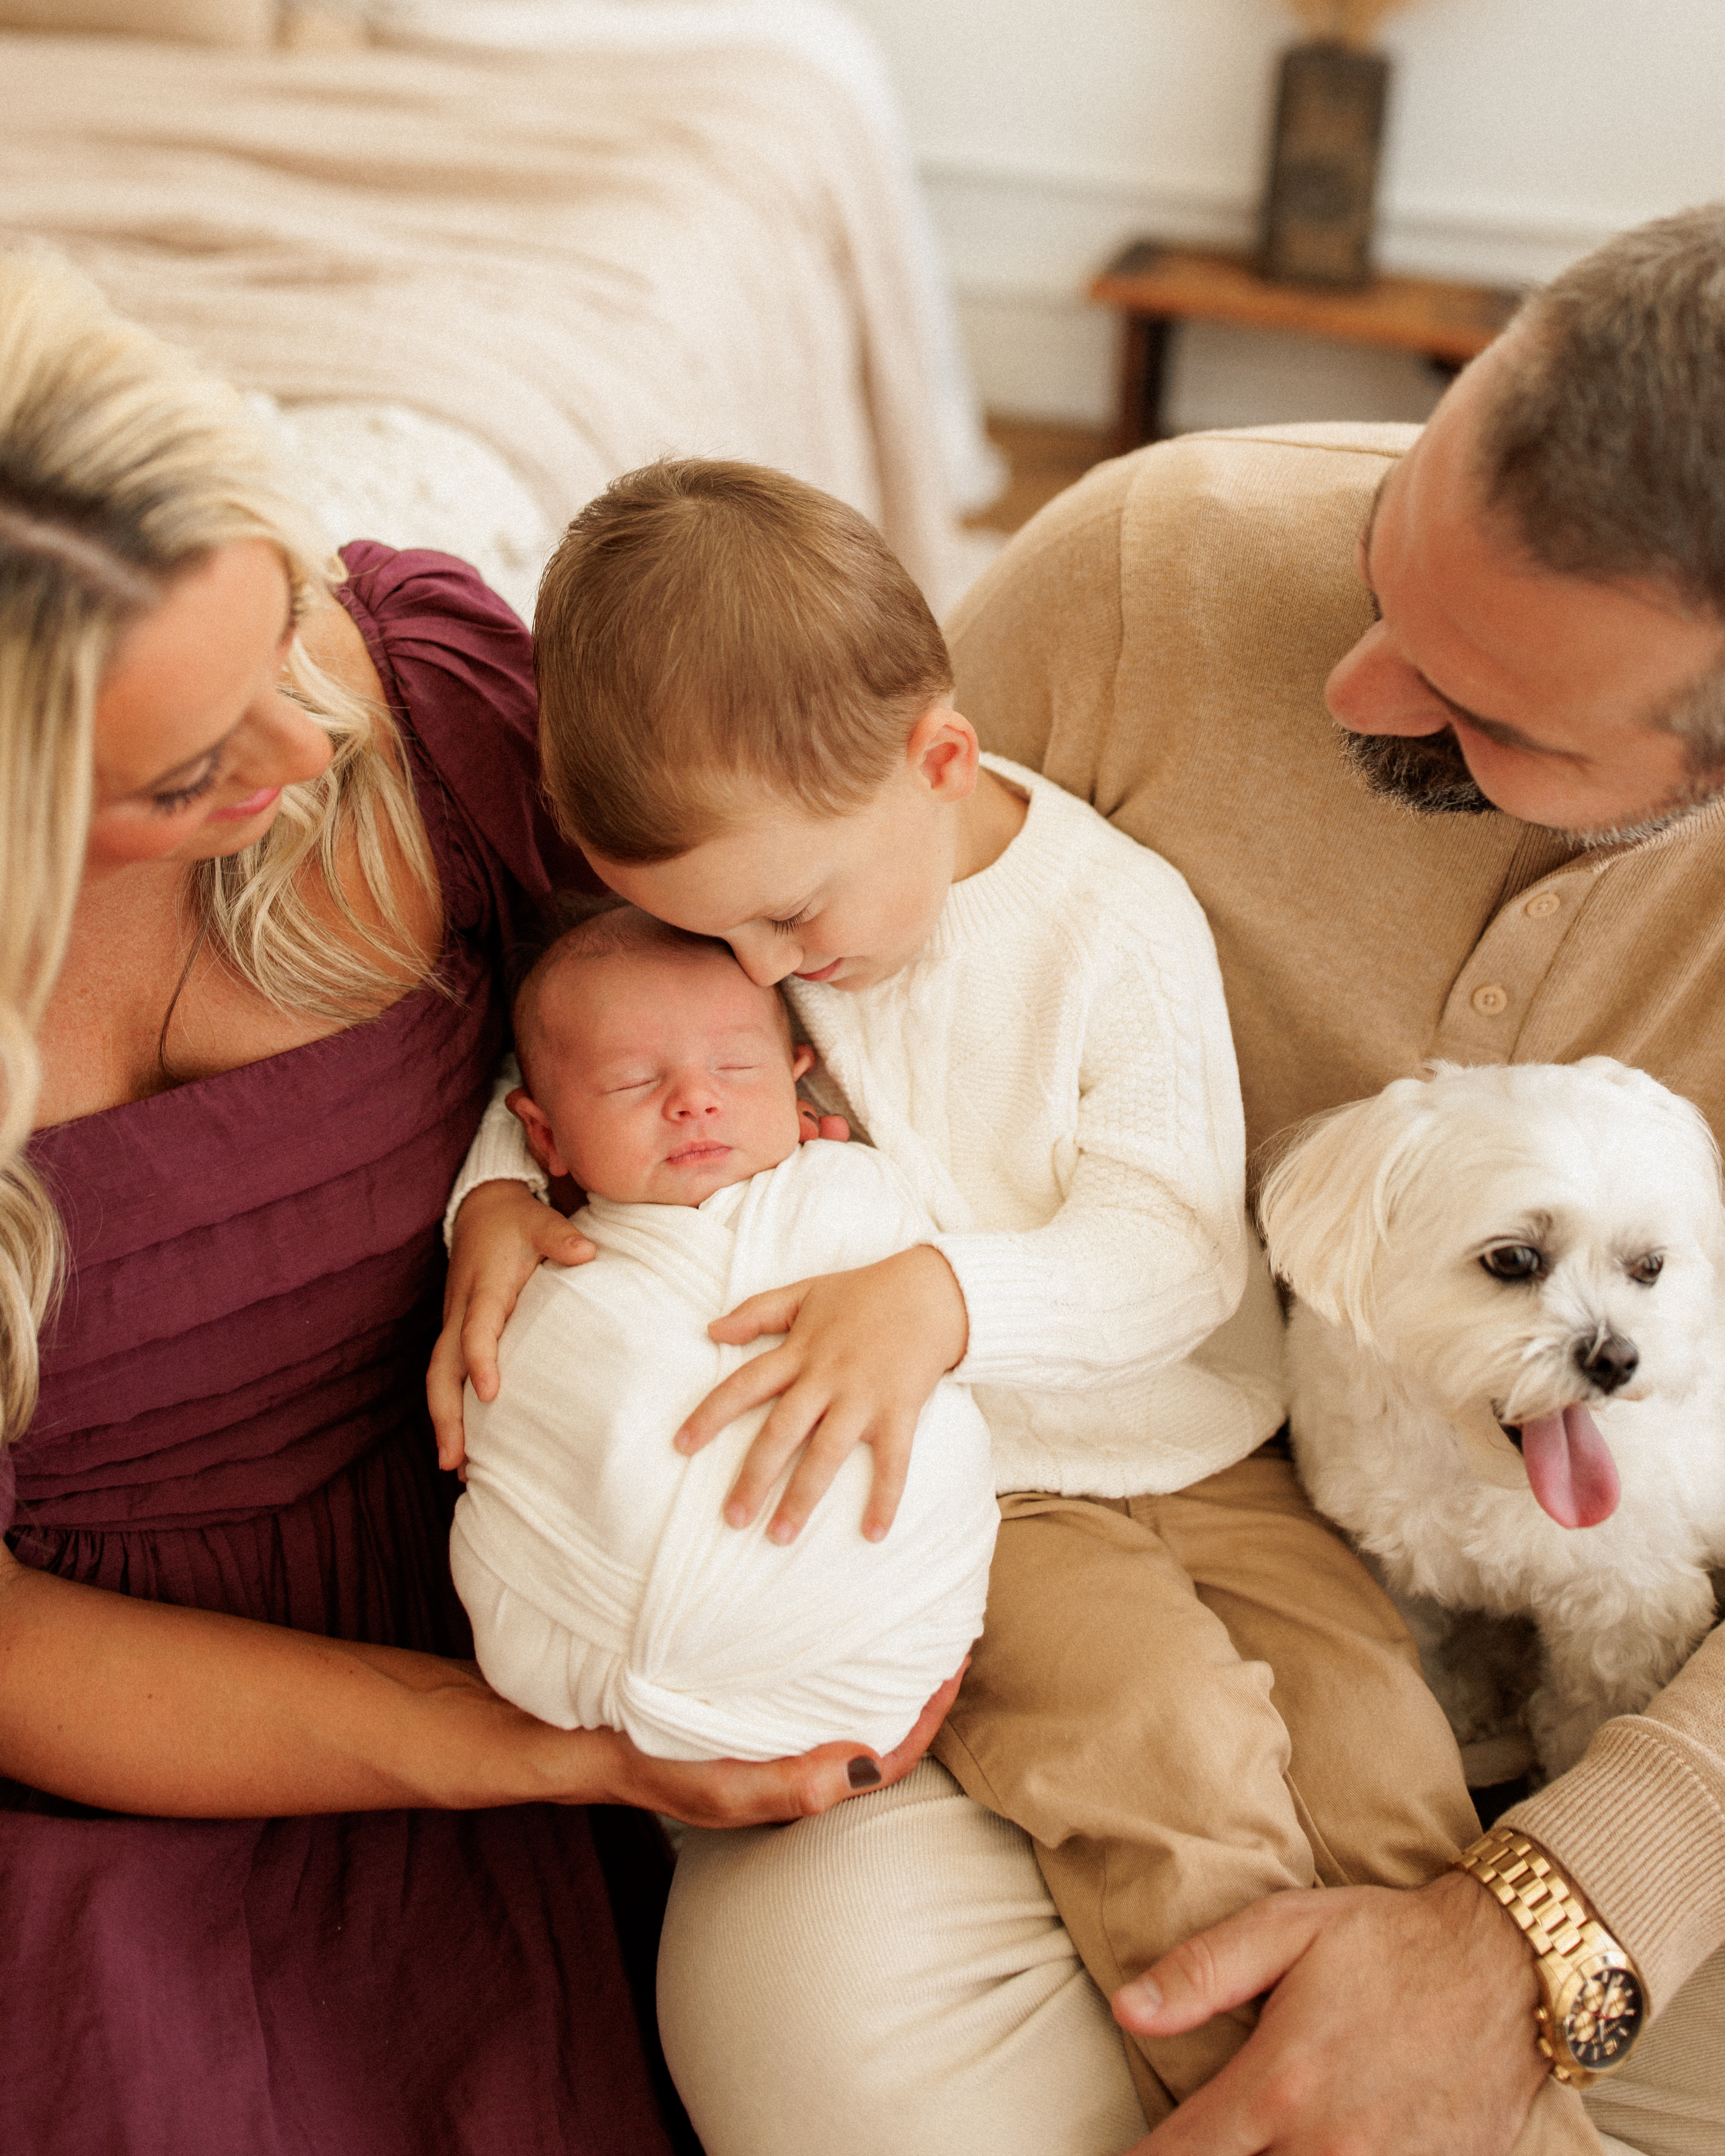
[[1259, 1058, 1725, 1781]]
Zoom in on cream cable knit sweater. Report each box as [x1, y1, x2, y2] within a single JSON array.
[[448, 756, 1287, 1498]]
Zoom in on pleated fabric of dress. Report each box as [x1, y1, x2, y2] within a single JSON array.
[[0, 545, 684, 2156]]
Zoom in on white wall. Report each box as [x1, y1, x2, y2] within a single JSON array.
[[844, 0, 1725, 429]]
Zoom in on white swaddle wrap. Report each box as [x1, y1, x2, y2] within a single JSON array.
[[451, 1140, 998, 1761]]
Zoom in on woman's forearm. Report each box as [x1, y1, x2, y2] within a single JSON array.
[[0, 1545, 951, 1826], [0, 1545, 620, 1817]]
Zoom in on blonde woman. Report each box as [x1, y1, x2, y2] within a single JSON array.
[[0, 251, 947, 2156]]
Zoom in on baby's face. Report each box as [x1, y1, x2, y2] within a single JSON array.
[[523, 947, 809, 1206]]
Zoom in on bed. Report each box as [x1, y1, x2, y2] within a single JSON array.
[[0, 0, 1003, 619]]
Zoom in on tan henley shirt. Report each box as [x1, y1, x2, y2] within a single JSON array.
[[946, 423, 1725, 2020]]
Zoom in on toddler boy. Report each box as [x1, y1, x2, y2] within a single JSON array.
[[450, 903, 997, 1763], [444, 459, 1477, 2120]]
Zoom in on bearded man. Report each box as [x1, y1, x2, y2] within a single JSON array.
[[658, 205, 1725, 2156], [980, 203, 1725, 2156]]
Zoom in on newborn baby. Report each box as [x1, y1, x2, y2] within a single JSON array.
[[450, 907, 998, 1761]]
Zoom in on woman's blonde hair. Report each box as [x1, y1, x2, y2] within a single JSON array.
[[0, 248, 439, 1444]]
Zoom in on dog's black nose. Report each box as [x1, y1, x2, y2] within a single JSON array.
[[1574, 1332, 1639, 1394]]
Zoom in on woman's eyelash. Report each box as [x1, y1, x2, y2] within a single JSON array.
[[151, 762, 221, 815], [769, 910, 812, 935]]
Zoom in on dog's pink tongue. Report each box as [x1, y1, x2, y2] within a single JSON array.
[[1518, 1406, 1621, 1528]]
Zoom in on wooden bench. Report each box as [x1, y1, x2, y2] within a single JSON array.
[[1089, 240, 1523, 455]]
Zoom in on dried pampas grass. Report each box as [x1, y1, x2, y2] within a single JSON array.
[[1282, 0, 1412, 49]]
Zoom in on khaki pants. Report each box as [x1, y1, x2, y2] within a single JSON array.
[[931, 1451, 1482, 2121], [660, 1760, 1608, 2156]]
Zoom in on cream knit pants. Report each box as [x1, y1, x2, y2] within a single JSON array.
[[660, 1760, 1620, 2156]]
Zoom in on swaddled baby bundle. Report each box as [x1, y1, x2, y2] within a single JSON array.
[[451, 1140, 999, 1761]]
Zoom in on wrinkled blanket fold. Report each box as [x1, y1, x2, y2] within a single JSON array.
[[453, 1141, 998, 1761]]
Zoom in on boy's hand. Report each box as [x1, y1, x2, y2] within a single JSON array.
[[797, 1102, 850, 1144], [675, 1246, 969, 1544], [428, 1179, 596, 1473]]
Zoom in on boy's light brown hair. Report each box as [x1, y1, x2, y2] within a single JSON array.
[[534, 459, 953, 862]]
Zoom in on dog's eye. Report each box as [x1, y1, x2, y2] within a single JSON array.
[[1627, 1252, 1664, 1286], [1480, 1245, 1543, 1281]]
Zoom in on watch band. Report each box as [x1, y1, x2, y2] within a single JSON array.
[[1453, 1826, 1646, 2086]]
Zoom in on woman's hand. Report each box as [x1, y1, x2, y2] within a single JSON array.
[[428, 1179, 595, 1472], [601, 1663, 966, 1828], [1113, 1872, 1547, 2155], [674, 1245, 969, 1545], [0, 1518, 963, 1823]]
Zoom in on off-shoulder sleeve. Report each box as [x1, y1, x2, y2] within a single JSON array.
[[334, 543, 600, 939]]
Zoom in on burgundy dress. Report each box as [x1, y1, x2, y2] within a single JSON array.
[[1, 547, 684, 2156]]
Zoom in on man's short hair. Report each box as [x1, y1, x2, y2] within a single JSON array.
[[1479, 204, 1725, 761], [534, 459, 953, 862]]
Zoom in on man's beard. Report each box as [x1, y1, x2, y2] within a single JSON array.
[[1337, 723, 1725, 846], [1337, 725, 1495, 815]]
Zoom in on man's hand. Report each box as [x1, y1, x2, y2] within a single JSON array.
[[1112, 1871, 1547, 2155], [674, 1245, 969, 1544], [606, 1662, 966, 1827], [427, 1180, 595, 1473]]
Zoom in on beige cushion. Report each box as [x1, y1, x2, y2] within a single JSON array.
[[280, 2, 365, 50], [0, 0, 276, 46]]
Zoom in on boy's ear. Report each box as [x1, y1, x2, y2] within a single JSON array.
[[906, 701, 980, 803], [506, 1086, 569, 1180], [790, 1043, 816, 1081]]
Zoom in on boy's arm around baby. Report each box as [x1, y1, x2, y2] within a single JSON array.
[[683, 850, 1257, 1539], [928, 854, 1252, 1398]]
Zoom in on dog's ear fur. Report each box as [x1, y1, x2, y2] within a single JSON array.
[[1577, 1055, 1724, 1205], [1258, 1079, 1435, 1342]]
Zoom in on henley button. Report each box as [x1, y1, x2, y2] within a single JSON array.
[[1524, 891, 1561, 919], [1471, 983, 1510, 1016]]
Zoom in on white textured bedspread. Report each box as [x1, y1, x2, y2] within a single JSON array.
[[0, 28, 975, 606], [451, 1140, 998, 1763]]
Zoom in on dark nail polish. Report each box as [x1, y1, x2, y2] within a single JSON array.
[[846, 1756, 882, 1790]]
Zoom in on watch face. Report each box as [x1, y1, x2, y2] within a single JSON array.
[[1562, 1963, 1645, 2072]]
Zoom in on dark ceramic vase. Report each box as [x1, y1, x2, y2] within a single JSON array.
[[1260, 40, 1391, 287]]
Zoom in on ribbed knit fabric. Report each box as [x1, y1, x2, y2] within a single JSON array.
[[1504, 1625, 1725, 2015], [442, 1054, 545, 1248], [446, 756, 1287, 1499], [1581, 1945, 1725, 2155], [784, 756, 1287, 1497]]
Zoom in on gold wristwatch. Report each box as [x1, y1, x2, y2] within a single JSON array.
[[1452, 1826, 1646, 2086]]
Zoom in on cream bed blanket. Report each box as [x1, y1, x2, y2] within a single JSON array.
[[451, 1140, 998, 1763], [0, 27, 972, 605]]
